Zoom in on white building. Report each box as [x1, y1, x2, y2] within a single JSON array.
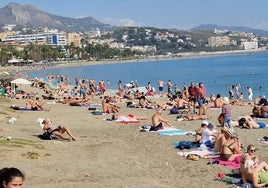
[[241, 41, 258, 50], [2, 32, 67, 47]]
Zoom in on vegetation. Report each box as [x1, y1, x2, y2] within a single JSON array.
[[0, 26, 266, 66]]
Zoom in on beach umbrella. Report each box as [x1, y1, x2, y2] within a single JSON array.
[[11, 78, 32, 85], [46, 81, 58, 91]]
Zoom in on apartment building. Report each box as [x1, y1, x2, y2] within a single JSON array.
[[208, 36, 232, 47], [2, 32, 67, 47]]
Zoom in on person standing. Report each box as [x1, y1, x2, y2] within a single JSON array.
[[188, 82, 197, 113], [196, 83, 206, 115], [158, 80, 164, 96], [118, 80, 123, 92], [246, 86, 253, 102], [235, 83, 241, 99], [166, 80, 173, 95], [222, 97, 233, 129]]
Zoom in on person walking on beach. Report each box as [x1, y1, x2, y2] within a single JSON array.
[[196, 83, 206, 115], [222, 97, 233, 129], [246, 86, 253, 102], [229, 85, 235, 100], [79, 79, 87, 98], [118, 80, 123, 92], [167, 80, 172, 95], [235, 83, 241, 99], [158, 80, 164, 96], [188, 82, 197, 113]]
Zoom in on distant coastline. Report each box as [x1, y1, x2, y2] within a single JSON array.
[[42, 48, 268, 69], [0, 48, 267, 75]]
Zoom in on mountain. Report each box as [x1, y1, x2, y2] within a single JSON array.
[[0, 3, 115, 32], [191, 24, 268, 37]]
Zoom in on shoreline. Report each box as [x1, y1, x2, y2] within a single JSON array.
[[0, 48, 267, 75]]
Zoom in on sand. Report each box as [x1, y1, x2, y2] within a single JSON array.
[[0, 84, 268, 188]]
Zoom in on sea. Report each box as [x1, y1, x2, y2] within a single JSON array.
[[28, 51, 268, 99]]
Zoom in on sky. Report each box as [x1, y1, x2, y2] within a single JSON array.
[[1, 0, 268, 31]]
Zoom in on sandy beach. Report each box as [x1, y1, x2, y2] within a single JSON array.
[[0, 83, 268, 188]]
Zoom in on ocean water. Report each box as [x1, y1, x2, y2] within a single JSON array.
[[29, 51, 268, 99]]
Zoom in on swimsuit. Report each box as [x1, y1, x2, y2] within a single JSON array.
[[220, 142, 235, 161], [258, 122, 266, 128], [258, 171, 268, 184], [149, 122, 163, 131]]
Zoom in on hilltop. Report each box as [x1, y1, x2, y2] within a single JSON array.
[[0, 3, 114, 32]]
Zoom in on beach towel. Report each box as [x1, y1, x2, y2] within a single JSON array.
[[115, 116, 140, 124], [157, 128, 194, 136], [177, 150, 218, 158], [211, 157, 241, 169], [89, 110, 105, 115]]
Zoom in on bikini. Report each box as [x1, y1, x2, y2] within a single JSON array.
[[220, 142, 235, 161]]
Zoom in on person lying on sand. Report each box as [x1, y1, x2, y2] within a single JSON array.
[[238, 115, 267, 129], [111, 113, 148, 121]]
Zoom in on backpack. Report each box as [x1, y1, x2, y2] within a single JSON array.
[[39, 131, 53, 140]]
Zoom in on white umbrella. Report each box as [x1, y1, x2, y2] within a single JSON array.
[[11, 78, 32, 85]]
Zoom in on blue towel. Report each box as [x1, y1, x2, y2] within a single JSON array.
[[157, 129, 189, 136]]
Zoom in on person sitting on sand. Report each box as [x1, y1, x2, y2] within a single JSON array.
[[240, 144, 268, 175], [238, 115, 267, 129], [32, 97, 48, 111], [195, 120, 209, 143], [200, 122, 218, 148], [254, 95, 267, 106], [242, 161, 268, 187], [150, 109, 171, 131], [41, 118, 76, 141], [174, 95, 188, 110], [214, 94, 224, 108], [219, 128, 242, 161], [102, 96, 120, 113], [261, 101, 268, 117]]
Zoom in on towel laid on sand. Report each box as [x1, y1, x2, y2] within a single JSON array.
[[157, 128, 195, 136], [211, 156, 241, 169], [177, 149, 218, 158]]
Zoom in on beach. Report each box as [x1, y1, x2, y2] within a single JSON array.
[[0, 84, 268, 188]]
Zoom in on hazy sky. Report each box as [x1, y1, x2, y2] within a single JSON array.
[[1, 0, 268, 30]]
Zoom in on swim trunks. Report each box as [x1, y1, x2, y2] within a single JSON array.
[[258, 122, 266, 128]]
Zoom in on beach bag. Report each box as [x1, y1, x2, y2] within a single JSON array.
[[170, 108, 178, 114], [39, 131, 53, 140]]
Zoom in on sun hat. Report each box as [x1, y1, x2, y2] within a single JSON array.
[[221, 127, 233, 136], [201, 120, 209, 126]]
